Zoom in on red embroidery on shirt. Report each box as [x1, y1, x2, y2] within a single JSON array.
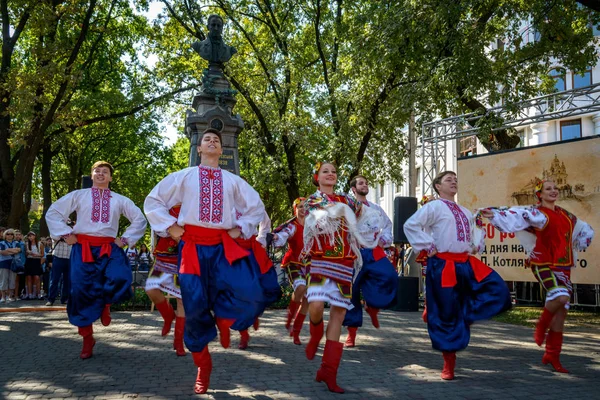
[[441, 199, 471, 243], [91, 188, 111, 224], [198, 166, 224, 224]]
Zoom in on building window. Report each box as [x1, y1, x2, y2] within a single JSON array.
[[379, 184, 384, 198], [458, 136, 477, 157], [549, 68, 566, 92], [572, 68, 592, 89], [560, 119, 582, 141]]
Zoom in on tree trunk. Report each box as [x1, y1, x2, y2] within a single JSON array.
[[39, 142, 53, 237], [19, 180, 32, 233]]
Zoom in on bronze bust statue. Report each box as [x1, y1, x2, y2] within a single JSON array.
[[192, 14, 237, 67]]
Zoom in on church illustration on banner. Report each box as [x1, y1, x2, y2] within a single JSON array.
[[511, 154, 586, 205]]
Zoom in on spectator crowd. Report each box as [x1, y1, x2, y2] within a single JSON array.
[[0, 225, 153, 305]]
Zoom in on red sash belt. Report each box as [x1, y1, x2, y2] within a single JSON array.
[[235, 235, 273, 274], [179, 225, 250, 276], [77, 234, 114, 263], [436, 252, 493, 288], [373, 246, 387, 262]]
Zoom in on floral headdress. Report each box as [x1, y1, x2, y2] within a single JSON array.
[[311, 162, 322, 186], [534, 178, 549, 203], [292, 197, 306, 214], [419, 194, 436, 206]]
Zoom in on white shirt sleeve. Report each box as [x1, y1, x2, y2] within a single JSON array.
[[256, 213, 271, 247], [273, 222, 296, 247], [46, 191, 78, 240], [488, 207, 548, 232], [403, 202, 437, 253], [120, 197, 148, 247], [378, 205, 394, 247], [144, 170, 186, 233], [574, 221, 595, 251], [231, 177, 266, 239]]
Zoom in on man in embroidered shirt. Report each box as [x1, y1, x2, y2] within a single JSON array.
[[46, 161, 147, 360], [342, 175, 398, 347], [403, 171, 511, 380], [144, 129, 267, 395]]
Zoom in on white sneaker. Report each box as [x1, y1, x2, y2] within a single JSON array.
[[0, 298, 5, 303], [7, 297, 14, 302]]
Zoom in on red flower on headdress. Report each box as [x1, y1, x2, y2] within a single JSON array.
[[312, 162, 322, 185], [419, 195, 435, 206]]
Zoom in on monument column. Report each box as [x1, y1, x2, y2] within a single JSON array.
[[186, 15, 244, 174]]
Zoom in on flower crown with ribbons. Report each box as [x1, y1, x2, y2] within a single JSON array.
[[534, 178, 549, 202], [419, 194, 436, 206], [312, 162, 322, 184], [293, 197, 306, 213]]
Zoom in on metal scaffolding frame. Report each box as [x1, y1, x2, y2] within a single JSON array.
[[420, 83, 600, 195]]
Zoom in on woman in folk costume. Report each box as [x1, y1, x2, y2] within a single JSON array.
[[482, 179, 594, 373], [272, 197, 309, 345], [342, 175, 398, 348], [303, 162, 366, 394], [145, 205, 186, 357], [232, 211, 280, 350], [144, 129, 267, 395], [46, 161, 147, 359], [403, 171, 511, 380]]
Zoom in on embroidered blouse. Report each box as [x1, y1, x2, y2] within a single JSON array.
[[273, 218, 306, 266], [403, 199, 484, 255], [46, 188, 147, 247], [488, 205, 594, 268], [144, 165, 265, 239], [357, 201, 393, 249]]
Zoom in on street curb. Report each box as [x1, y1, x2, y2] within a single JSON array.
[[0, 306, 66, 313]]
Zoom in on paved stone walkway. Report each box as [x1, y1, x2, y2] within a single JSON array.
[[1, 305, 599, 399]]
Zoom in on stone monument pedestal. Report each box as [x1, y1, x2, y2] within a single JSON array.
[[186, 68, 244, 174]]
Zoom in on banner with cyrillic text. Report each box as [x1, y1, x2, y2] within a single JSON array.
[[458, 135, 599, 284]]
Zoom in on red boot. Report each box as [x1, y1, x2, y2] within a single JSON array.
[[441, 351, 456, 380], [253, 318, 260, 331], [78, 325, 96, 360], [422, 306, 428, 323], [215, 317, 235, 349], [365, 305, 380, 329], [156, 299, 176, 336], [100, 304, 111, 327], [534, 308, 555, 346], [192, 347, 212, 394], [542, 330, 569, 373], [173, 316, 186, 356], [238, 330, 250, 350], [286, 300, 301, 332], [305, 320, 324, 360], [315, 340, 345, 393], [344, 327, 358, 348], [292, 313, 306, 345]]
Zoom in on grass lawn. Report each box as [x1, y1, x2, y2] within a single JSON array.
[[493, 306, 600, 328]]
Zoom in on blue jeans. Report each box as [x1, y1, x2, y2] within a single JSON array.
[[48, 256, 71, 303]]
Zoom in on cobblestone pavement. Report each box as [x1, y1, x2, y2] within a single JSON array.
[[1, 304, 599, 400]]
